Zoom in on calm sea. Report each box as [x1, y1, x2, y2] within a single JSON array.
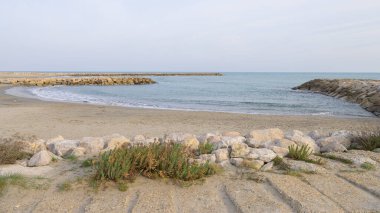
[[7, 72, 380, 117]]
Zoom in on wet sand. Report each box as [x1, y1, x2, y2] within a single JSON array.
[[0, 85, 379, 140]]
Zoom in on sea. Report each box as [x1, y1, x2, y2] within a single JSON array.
[[6, 72, 380, 118]]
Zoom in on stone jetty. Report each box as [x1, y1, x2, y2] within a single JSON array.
[[0, 77, 156, 86], [293, 79, 380, 116]]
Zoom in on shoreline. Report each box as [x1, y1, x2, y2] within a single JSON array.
[[1, 85, 379, 140], [5, 86, 376, 119]]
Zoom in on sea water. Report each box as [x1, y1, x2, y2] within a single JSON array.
[[7, 72, 380, 117]]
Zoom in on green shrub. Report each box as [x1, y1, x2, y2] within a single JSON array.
[[57, 181, 72, 192], [0, 174, 30, 195], [94, 143, 216, 182], [288, 145, 322, 165], [351, 131, 380, 151], [198, 142, 214, 155]]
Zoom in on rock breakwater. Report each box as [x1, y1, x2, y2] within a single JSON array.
[[293, 79, 380, 116], [0, 77, 156, 86]]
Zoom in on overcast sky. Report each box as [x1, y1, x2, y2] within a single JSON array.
[[0, 0, 379, 72]]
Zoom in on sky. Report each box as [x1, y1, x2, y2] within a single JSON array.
[[0, 0, 379, 72]]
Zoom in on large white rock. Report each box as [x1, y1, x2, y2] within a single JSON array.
[[308, 130, 329, 141], [272, 139, 296, 149], [285, 130, 320, 153], [245, 128, 284, 148], [164, 133, 199, 150], [199, 154, 216, 163], [103, 134, 130, 150], [47, 140, 79, 156], [214, 136, 246, 149], [212, 148, 229, 163], [66, 147, 86, 157], [79, 137, 105, 155], [318, 135, 351, 149], [230, 158, 244, 167], [230, 142, 250, 158], [247, 148, 277, 162], [27, 150, 56, 167], [132, 135, 146, 144], [269, 146, 289, 157]]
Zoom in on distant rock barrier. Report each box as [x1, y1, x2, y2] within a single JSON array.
[[0, 72, 223, 77], [293, 79, 380, 116], [0, 77, 156, 86]]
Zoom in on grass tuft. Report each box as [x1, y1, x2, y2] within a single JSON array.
[[0, 138, 32, 165], [94, 143, 217, 183], [315, 154, 353, 165], [351, 130, 380, 151], [57, 181, 72, 192], [360, 162, 375, 170], [81, 158, 93, 168], [198, 142, 214, 155], [0, 174, 49, 195], [288, 145, 322, 165]]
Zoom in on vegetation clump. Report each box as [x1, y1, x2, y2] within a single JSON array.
[[0, 174, 49, 195], [0, 135, 32, 164], [287, 145, 322, 165], [350, 130, 380, 151], [198, 142, 214, 155], [94, 143, 217, 182]]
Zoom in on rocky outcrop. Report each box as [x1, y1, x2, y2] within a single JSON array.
[[293, 79, 380, 116], [0, 77, 156, 86]]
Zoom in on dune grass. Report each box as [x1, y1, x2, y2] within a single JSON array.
[[198, 142, 214, 155], [94, 143, 217, 182], [351, 131, 380, 151], [288, 145, 322, 165], [0, 135, 32, 164], [0, 174, 49, 195]]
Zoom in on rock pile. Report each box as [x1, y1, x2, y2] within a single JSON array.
[[293, 79, 380, 116], [15, 129, 377, 172], [0, 77, 156, 86]]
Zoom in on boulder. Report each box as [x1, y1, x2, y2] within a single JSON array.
[[132, 135, 146, 144], [242, 159, 264, 170], [269, 146, 289, 157], [27, 150, 57, 167], [318, 137, 348, 153], [373, 148, 380, 153], [199, 154, 216, 163], [230, 142, 250, 158], [214, 136, 246, 150], [261, 162, 274, 171], [66, 147, 86, 157], [272, 139, 296, 149], [285, 130, 320, 153], [103, 134, 130, 150], [145, 137, 160, 145], [318, 135, 351, 149], [248, 148, 277, 162], [212, 149, 229, 163], [47, 140, 79, 156], [245, 128, 284, 148], [79, 137, 105, 155], [230, 158, 244, 167], [308, 130, 329, 141], [164, 133, 199, 150]]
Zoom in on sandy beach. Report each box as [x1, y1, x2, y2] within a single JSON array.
[[1, 85, 379, 140]]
